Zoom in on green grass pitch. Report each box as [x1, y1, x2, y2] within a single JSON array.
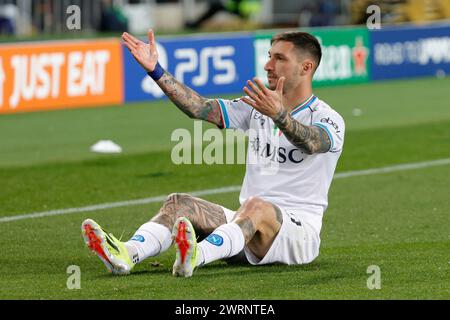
[[0, 77, 449, 299]]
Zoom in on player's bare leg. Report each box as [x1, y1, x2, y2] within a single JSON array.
[[233, 197, 283, 259], [150, 193, 228, 277], [83, 193, 226, 275], [174, 196, 282, 277], [151, 192, 227, 238], [122, 193, 227, 266]]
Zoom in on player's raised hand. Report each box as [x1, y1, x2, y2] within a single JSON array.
[[241, 77, 286, 119], [122, 30, 158, 72]]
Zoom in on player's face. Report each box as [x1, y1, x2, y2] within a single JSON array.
[[264, 41, 310, 92]]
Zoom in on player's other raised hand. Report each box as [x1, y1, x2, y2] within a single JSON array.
[[122, 30, 158, 72], [242, 77, 286, 119]]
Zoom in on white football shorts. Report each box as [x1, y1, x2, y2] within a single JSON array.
[[221, 205, 321, 265]]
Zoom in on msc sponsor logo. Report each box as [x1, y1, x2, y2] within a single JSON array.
[[251, 139, 305, 164]]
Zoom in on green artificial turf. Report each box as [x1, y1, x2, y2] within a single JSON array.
[[0, 77, 449, 299]]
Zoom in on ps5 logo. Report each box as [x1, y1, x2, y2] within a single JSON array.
[[142, 45, 236, 97], [174, 46, 236, 86]]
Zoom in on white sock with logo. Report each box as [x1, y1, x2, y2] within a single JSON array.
[[196, 222, 245, 267], [124, 222, 172, 264]]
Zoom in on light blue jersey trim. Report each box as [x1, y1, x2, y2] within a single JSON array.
[[291, 96, 317, 116], [217, 99, 230, 129], [313, 122, 334, 151]]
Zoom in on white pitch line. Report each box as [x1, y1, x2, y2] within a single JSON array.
[[1, 158, 450, 223], [334, 157, 450, 178], [0, 186, 241, 223]]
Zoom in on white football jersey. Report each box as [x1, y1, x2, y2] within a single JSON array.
[[216, 94, 345, 233]]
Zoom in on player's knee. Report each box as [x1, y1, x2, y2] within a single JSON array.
[[165, 192, 192, 204], [239, 197, 272, 223], [153, 193, 196, 227], [162, 193, 195, 217], [243, 197, 269, 212]]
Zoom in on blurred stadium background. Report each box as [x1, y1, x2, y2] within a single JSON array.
[[0, 0, 449, 299], [1, 0, 450, 36]]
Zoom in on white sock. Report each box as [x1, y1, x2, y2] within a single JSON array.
[[196, 222, 245, 267], [125, 222, 172, 264]]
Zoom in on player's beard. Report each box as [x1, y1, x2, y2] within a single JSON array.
[[268, 75, 292, 93], [267, 74, 278, 90]]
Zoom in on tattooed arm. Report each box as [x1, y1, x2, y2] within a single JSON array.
[[273, 110, 331, 155], [155, 72, 223, 126], [241, 77, 331, 155], [122, 30, 223, 127]]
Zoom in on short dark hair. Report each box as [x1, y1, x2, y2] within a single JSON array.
[[271, 31, 322, 69]]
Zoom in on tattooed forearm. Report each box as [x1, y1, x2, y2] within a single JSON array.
[[273, 110, 331, 154], [157, 72, 222, 126], [151, 193, 226, 235], [235, 217, 257, 243]]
